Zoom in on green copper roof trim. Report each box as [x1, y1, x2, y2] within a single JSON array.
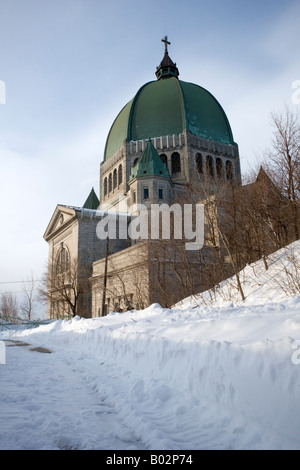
[[103, 77, 234, 162], [104, 99, 134, 163], [82, 187, 99, 210], [127, 81, 152, 141], [128, 78, 185, 142], [129, 139, 170, 181], [178, 80, 234, 145], [174, 77, 187, 136]]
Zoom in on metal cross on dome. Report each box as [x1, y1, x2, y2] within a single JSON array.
[[161, 35, 170, 54]]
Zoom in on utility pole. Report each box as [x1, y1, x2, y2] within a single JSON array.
[[101, 236, 109, 316]]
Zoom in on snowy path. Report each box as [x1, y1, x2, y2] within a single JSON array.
[[1, 323, 298, 451], [0, 338, 242, 451], [0, 341, 144, 450], [0, 337, 265, 451]]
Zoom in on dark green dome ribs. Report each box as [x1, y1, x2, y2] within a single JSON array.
[[103, 76, 234, 162], [178, 80, 234, 145]]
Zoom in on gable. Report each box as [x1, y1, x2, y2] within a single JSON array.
[[43, 205, 77, 241]]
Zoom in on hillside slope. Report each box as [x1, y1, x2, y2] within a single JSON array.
[[177, 239, 300, 308]]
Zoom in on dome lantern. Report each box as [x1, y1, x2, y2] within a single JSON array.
[[155, 36, 179, 80]]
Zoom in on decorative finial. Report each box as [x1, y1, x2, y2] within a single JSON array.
[[156, 36, 179, 80], [161, 35, 170, 54]]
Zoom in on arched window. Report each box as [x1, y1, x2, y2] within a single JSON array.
[[103, 177, 108, 196], [226, 160, 233, 180], [160, 154, 167, 165], [108, 173, 112, 192], [113, 168, 117, 189], [195, 153, 203, 174], [206, 155, 214, 178], [171, 152, 181, 174], [133, 157, 139, 167], [55, 244, 70, 276], [216, 158, 223, 179], [118, 164, 123, 185]]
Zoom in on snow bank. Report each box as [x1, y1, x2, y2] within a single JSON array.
[[1, 241, 300, 449], [177, 240, 300, 309], [2, 296, 300, 449]]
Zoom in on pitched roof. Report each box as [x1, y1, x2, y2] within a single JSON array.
[[155, 51, 179, 80], [129, 139, 170, 181], [83, 187, 99, 210]]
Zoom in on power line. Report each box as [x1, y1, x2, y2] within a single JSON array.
[[0, 280, 42, 285], [0, 291, 24, 294]]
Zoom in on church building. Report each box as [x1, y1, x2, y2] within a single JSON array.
[[44, 37, 241, 319]]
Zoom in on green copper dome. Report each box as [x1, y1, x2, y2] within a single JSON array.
[[104, 74, 234, 162]]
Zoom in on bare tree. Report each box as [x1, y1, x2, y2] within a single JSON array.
[[0, 292, 19, 323], [265, 105, 300, 239], [39, 257, 90, 319], [207, 182, 246, 301], [20, 272, 37, 321], [97, 241, 150, 314], [274, 244, 300, 296]]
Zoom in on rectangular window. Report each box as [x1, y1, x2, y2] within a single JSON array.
[[158, 188, 163, 199], [143, 187, 149, 199], [132, 191, 136, 203]]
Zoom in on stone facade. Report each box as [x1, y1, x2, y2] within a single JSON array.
[[44, 138, 241, 319], [44, 205, 129, 318], [90, 239, 223, 314], [44, 41, 243, 319], [100, 130, 240, 214], [91, 242, 150, 316]]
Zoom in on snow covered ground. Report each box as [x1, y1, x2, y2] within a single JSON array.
[[0, 241, 300, 450]]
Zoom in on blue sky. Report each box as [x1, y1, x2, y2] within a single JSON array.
[[0, 0, 299, 310]]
